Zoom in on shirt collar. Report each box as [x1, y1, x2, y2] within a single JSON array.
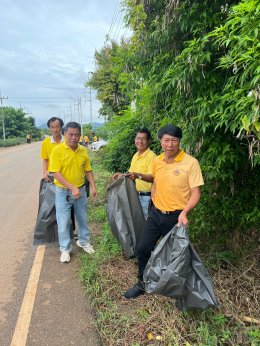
[[51, 135, 64, 144], [137, 148, 150, 157], [159, 150, 185, 162], [64, 141, 81, 151]]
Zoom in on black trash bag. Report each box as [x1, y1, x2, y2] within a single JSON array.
[[144, 224, 190, 298], [33, 179, 74, 245], [144, 224, 218, 311], [175, 243, 218, 311], [107, 176, 145, 259]]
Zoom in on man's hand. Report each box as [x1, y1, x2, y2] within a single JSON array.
[[71, 186, 81, 199], [90, 186, 97, 198], [177, 211, 188, 226], [125, 172, 137, 181], [113, 172, 123, 180], [43, 171, 51, 182]]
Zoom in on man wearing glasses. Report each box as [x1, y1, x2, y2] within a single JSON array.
[[113, 128, 156, 219], [49, 122, 97, 263]]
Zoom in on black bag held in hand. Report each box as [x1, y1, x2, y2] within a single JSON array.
[[144, 224, 218, 311]]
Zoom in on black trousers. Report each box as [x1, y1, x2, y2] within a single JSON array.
[[137, 206, 181, 281]]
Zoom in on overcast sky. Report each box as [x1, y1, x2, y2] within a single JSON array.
[[0, 0, 128, 126]]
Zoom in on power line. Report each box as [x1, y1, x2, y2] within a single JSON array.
[[107, 0, 121, 39], [113, 9, 125, 41]]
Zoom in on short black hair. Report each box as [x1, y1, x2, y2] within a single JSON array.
[[137, 128, 151, 141], [158, 124, 182, 139], [47, 117, 64, 128], [64, 121, 81, 133]]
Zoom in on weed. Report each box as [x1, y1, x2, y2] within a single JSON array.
[[247, 328, 260, 346]]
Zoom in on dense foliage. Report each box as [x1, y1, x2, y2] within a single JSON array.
[[87, 0, 260, 249], [0, 106, 42, 140]]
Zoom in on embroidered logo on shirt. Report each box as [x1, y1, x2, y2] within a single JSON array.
[[173, 168, 181, 176]]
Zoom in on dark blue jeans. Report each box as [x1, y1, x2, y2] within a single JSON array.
[[137, 206, 181, 281]]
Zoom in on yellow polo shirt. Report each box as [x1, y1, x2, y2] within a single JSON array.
[[40, 136, 64, 170], [152, 150, 204, 211], [129, 148, 156, 192], [49, 142, 92, 188]]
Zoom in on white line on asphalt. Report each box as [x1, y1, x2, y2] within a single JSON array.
[[10, 245, 45, 346]]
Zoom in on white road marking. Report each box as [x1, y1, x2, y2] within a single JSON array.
[[10, 245, 45, 346]]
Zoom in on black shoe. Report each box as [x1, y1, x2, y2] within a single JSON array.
[[124, 283, 145, 299]]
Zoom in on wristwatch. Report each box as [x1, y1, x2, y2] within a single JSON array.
[[138, 173, 142, 180]]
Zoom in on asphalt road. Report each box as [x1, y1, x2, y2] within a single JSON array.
[[0, 142, 99, 346]]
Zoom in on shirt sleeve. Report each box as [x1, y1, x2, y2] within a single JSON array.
[[49, 146, 61, 173], [40, 140, 48, 159], [128, 155, 135, 172], [151, 157, 156, 177], [84, 156, 92, 171], [147, 152, 156, 175], [189, 159, 204, 188]]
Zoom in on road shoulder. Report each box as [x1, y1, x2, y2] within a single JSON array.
[[26, 243, 100, 346]]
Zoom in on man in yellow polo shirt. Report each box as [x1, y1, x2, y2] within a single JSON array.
[[124, 124, 204, 299], [40, 117, 64, 181], [83, 135, 89, 147], [49, 121, 97, 263], [113, 128, 156, 219]]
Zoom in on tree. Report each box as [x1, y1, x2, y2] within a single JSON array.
[[0, 107, 41, 139], [88, 0, 260, 248], [85, 40, 135, 120]]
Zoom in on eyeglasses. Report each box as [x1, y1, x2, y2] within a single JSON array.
[[135, 137, 148, 142]]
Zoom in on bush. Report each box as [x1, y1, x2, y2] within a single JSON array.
[[0, 138, 26, 147]]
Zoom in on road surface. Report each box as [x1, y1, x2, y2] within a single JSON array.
[[0, 142, 99, 346]]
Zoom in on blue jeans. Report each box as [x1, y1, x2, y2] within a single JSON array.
[[55, 186, 90, 252], [139, 195, 151, 219]]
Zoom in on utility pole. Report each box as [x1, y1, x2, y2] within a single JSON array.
[[89, 87, 93, 126], [85, 86, 93, 126], [0, 91, 8, 140], [86, 72, 93, 126], [71, 97, 83, 133], [68, 105, 73, 121], [79, 97, 83, 135]]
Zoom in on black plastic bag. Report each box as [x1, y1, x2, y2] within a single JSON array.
[[144, 224, 218, 311], [107, 176, 145, 259], [33, 180, 74, 245]]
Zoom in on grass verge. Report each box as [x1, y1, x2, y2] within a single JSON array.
[[0, 137, 26, 147], [78, 150, 260, 346]]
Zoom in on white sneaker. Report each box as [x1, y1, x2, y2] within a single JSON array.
[[76, 240, 95, 254], [60, 251, 70, 263]]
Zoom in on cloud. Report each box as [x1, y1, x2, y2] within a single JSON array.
[[0, 0, 126, 125]]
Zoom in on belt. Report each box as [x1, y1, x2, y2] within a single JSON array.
[[138, 191, 151, 196], [58, 183, 85, 190], [153, 206, 181, 215]]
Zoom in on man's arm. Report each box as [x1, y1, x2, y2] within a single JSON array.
[[53, 172, 80, 198], [85, 170, 97, 197], [178, 186, 201, 226], [42, 159, 51, 181]]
